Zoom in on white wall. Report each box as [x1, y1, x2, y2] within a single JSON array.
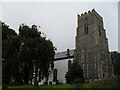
[[54, 58, 73, 84]]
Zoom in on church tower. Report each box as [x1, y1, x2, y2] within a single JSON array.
[[74, 9, 114, 81]]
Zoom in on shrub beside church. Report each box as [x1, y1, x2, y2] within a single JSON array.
[[65, 61, 84, 84]]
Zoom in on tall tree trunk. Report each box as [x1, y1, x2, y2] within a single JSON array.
[[24, 65, 29, 86], [34, 61, 38, 87]]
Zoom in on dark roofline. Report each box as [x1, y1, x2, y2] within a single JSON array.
[[55, 49, 74, 54], [54, 55, 74, 61], [54, 49, 74, 60]]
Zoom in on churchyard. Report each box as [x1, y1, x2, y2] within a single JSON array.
[[8, 77, 119, 89]]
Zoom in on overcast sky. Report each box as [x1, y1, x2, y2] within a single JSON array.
[[1, 2, 118, 52]]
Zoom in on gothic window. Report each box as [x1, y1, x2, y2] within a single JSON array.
[[86, 26, 88, 34], [85, 26, 86, 34], [84, 17, 88, 35], [99, 26, 101, 36], [68, 60, 71, 70], [85, 25, 88, 34], [53, 69, 57, 82]]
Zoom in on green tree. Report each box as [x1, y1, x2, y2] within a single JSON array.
[[111, 51, 120, 75], [2, 22, 19, 87], [18, 24, 55, 86], [2, 23, 55, 87], [65, 61, 84, 84], [2, 22, 16, 40], [111, 51, 120, 84]]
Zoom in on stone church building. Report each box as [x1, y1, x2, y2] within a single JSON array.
[[74, 9, 114, 81], [36, 9, 114, 85]]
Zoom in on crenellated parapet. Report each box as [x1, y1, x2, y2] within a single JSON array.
[[78, 9, 103, 22], [77, 9, 103, 28]]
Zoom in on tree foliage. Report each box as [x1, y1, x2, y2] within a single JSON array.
[[2, 22, 18, 85], [65, 61, 84, 84], [111, 51, 120, 84], [111, 51, 120, 76], [2, 22, 55, 86]]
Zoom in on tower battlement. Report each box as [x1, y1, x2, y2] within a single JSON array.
[[78, 9, 103, 21]]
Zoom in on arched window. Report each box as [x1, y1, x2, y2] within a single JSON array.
[[86, 26, 88, 34], [84, 17, 88, 35], [99, 26, 101, 36], [68, 60, 71, 70], [53, 69, 57, 82], [85, 25, 88, 34]]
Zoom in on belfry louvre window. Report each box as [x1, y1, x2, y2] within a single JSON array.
[[99, 26, 101, 36], [85, 25, 88, 34]]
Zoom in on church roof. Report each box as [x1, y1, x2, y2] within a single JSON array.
[[54, 49, 74, 61]]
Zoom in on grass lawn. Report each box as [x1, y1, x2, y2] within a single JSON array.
[[0, 86, 2, 89], [8, 84, 73, 88], [7, 77, 119, 89]]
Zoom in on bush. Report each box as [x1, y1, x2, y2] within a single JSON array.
[[65, 61, 84, 84]]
